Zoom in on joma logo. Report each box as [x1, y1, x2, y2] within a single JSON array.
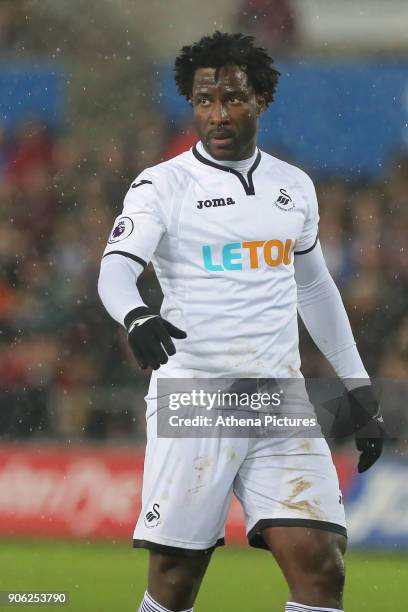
[[197, 197, 235, 209]]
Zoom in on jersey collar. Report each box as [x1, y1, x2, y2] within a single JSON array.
[[192, 143, 261, 196]]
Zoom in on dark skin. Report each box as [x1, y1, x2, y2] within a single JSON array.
[[148, 529, 346, 611], [145, 65, 347, 611], [192, 65, 266, 161], [263, 528, 347, 609]]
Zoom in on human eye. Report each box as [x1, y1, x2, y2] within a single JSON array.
[[198, 96, 211, 107], [228, 94, 243, 105]]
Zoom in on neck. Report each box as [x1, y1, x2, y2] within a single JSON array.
[[197, 141, 258, 174], [201, 141, 257, 162]]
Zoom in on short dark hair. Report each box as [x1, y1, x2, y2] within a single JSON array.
[[174, 31, 280, 107]]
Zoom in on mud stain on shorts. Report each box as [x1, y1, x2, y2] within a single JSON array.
[[281, 476, 325, 520], [187, 456, 213, 495]]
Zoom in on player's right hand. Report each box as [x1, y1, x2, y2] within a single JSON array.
[[124, 307, 187, 370]]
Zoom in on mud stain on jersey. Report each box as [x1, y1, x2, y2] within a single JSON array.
[[287, 365, 299, 377], [224, 342, 261, 373]]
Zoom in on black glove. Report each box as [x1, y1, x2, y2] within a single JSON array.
[[348, 385, 385, 473], [124, 307, 187, 370]]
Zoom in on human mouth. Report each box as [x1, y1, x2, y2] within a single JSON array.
[[208, 132, 234, 146]]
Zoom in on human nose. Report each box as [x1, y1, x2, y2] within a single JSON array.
[[209, 100, 230, 124]]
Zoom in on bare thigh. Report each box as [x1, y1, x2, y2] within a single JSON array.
[[263, 526, 347, 609], [147, 549, 213, 611]]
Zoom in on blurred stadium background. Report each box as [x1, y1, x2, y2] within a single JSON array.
[[0, 1, 407, 610]]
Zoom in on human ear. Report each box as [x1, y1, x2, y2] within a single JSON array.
[[256, 95, 266, 116]]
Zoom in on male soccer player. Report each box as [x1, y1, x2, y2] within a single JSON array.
[[98, 32, 383, 612]]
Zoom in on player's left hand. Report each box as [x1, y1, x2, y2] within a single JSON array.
[[348, 385, 385, 473]]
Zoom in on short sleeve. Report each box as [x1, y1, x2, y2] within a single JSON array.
[[102, 172, 166, 266], [295, 173, 319, 255]]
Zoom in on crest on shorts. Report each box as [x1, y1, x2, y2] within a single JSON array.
[[108, 216, 134, 243], [144, 503, 161, 528], [274, 188, 295, 211]]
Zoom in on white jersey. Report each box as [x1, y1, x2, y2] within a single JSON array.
[[103, 144, 319, 381], [101, 146, 350, 552]]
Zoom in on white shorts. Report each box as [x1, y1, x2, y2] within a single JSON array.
[[133, 411, 347, 554]]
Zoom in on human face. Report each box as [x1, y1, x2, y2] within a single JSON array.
[[192, 65, 265, 161]]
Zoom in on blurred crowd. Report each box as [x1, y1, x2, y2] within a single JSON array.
[[0, 113, 406, 443], [236, 0, 299, 53]]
